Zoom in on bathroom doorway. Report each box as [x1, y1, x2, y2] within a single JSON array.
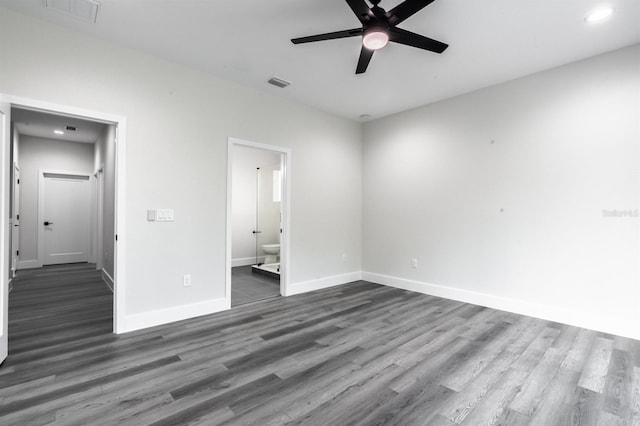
[[226, 138, 290, 307]]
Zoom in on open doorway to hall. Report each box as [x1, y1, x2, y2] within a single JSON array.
[[1, 97, 125, 364], [6, 108, 117, 352], [9, 108, 116, 276]]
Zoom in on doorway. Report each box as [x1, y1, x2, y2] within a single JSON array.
[[0, 94, 127, 352], [39, 171, 91, 265], [226, 137, 291, 307]]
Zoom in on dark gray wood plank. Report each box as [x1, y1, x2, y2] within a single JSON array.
[[2, 264, 640, 425]]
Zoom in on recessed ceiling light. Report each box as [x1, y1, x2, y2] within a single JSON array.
[[585, 6, 613, 23], [54, 130, 64, 135]]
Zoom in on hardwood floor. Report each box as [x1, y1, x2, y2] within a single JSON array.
[[2, 265, 640, 425]]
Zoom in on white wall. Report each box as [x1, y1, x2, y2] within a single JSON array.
[[231, 145, 281, 266], [17, 136, 94, 266], [362, 44, 640, 338], [94, 124, 116, 279], [0, 8, 362, 330]]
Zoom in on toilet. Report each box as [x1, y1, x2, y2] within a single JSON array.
[[262, 244, 280, 264]]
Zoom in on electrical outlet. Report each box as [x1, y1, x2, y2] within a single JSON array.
[[411, 258, 418, 269], [342, 252, 348, 262], [183, 274, 191, 287]]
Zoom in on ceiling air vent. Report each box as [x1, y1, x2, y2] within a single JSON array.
[[45, 0, 101, 23], [267, 77, 291, 89]]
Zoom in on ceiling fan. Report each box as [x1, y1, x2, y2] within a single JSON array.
[[291, 0, 448, 74]]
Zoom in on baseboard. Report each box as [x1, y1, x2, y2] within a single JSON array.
[[101, 269, 114, 293], [362, 271, 640, 341], [232, 256, 265, 267], [17, 259, 41, 269], [286, 271, 362, 297], [120, 298, 228, 334]]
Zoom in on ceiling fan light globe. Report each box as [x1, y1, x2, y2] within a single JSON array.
[[363, 31, 389, 50]]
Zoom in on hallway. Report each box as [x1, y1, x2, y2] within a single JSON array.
[[7, 263, 112, 366]]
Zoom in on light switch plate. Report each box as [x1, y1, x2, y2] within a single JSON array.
[[156, 208, 175, 222], [147, 209, 156, 221]]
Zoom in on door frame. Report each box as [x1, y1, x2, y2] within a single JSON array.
[[37, 170, 91, 266], [1, 101, 10, 363], [226, 137, 292, 306], [94, 167, 105, 271], [0, 93, 127, 334], [10, 163, 19, 278]]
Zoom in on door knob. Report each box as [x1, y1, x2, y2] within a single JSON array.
[[44, 221, 53, 226]]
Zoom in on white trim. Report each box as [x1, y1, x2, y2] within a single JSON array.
[[232, 256, 265, 268], [121, 298, 228, 333], [0, 93, 127, 335], [17, 260, 40, 269], [0, 101, 7, 363], [287, 271, 362, 296], [95, 167, 104, 271], [226, 137, 292, 304], [88, 174, 96, 264], [102, 268, 114, 293], [113, 124, 126, 334], [0, 94, 125, 124], [11, 163, 20, 278], [362, 271, 640, 341]]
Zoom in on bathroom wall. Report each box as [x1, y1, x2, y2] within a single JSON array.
[[231, 146, 282, 266]]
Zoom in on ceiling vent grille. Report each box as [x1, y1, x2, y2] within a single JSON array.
[[45, 0, 100, 23], [267, 77, 291, 89]]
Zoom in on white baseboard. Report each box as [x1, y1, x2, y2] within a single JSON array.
[[232, 256, 265, 267], [17, 259, 41, 269], [120, 298, 228, 334], [101, 269, 114, 293], [362, 271, 640, 341], [286, 271, 362, 297]]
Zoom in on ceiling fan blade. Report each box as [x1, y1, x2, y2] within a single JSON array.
[[386, 0, 436, 26], [356, 46, 374, 74], [389, 27, 448, 53], [291, 28, 363, 44], [345, 0, 373, 23]]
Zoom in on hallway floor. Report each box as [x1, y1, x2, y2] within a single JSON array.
[[7, 263, 112, 358]]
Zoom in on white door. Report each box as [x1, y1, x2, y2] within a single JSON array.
[[41, 173, 90, 265], [11, 165, 19, 277], [0, 102, 10, 364]]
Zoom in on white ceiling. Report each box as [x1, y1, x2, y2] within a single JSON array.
[[12, 108, 106, 143], [1, 0, 639, 121]]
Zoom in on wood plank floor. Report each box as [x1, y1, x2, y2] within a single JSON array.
[[2, 265, 640, 425]]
